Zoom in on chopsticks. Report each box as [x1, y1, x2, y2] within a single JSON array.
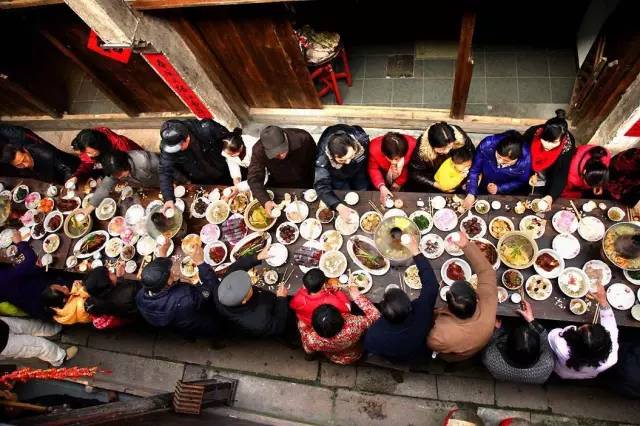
[[569, 200, 582, 220], [592, 303, 600, 325], [428, 197, 433, 217], [398, 271, 406, 293], [368, 200, 383, 216], [279, 265, 294, 289]]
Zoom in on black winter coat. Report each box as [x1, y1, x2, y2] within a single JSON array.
[[314, 124, 370, 209], [159, 119, 231, 201], [0, 124, 79, 184]]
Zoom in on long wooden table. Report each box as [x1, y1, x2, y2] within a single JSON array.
[[1, 177, 639, 328]]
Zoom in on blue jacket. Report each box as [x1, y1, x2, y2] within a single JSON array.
[[0, 242, 64, 319], [136, 264, 220, 338], [467, 132, 531, 195], [363, 254, 438, 363]]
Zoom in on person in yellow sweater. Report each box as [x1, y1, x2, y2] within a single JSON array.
[[433, 146, 474, 192]]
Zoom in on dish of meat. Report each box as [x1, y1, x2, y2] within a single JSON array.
[[294, 240, 324, 273], [533, 249, 564, 279], [73, 231, 109, 258], [460, 214, 486, 238], [204, 241, 228, 266], [276, 222, 299, 245], [346, 235, 390, 276], [419, 233, 444, 259], [230, 232, 271, 261], [472, 238, 499, 269], [441, 258, 471, 285]]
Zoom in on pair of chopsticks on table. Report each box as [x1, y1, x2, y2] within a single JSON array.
[[368, 200, 383, 216], [592, 303, 600, 325], [569, 200, 583, 221], [279, 265, 295, 289]]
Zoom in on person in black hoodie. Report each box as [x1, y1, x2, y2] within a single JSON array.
[[314, 124, 370, 221], [0, 125, 79, 184], [522, 109, 576, 211], [84, 265, 140, 318], [211, 252, 290, 339], [363, 235, 438, 363], [158, 119, 232, 213]]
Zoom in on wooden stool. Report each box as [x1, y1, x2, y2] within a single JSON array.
[[308, 47, 352, 105]]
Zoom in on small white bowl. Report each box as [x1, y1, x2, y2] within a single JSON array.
[[303, 189, 318, 203], [631, 305, 640, 322], [174, 185, 186, 198], [344, 192, 359, 206], [510, 293, 522, 304]]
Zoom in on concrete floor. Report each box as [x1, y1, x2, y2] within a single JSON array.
[[322, 42, 575, 120]]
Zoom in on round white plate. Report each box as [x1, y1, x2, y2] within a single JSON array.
[[583, 260, 612, 289], [552, 210, 579, 234], [44, 211, 64, 233], [96, 198, 117, 221], [403, 264, 422, 289], [136, 235, 156, 256], [558, 267, 590, 299], [577, 216, 605, 242], [489, 216, 515, 239], [552, 233, 581, 259], [42, 234, 60, 254], [266, 243, 288, 267], [409, 210, 433, 234], [431, 195, 446, 210], [105, 237, 124, 258], [204, 241, 228, 266], [319, 230, 343, 251], [206, 200, 230, 225], [153, 239, 174, 257], [359, 211, 382, 234], [285, 201, 309, 224], [300, 218, 322, 241], [519, 215, 546, 239], [124, 204, 145, 226], [0, 229, 13, 249], [335, 215, 359, 236], [533, 248, 564, 279], [276, 221, 299, 245], [433, 208, 458, 232], [145, 200, 163, 216], [420, 233, 444, 259], [460, 213, 487, 239], [349, 270, 373, 294], [525, 275, 553, 301], [623, 269, 640, 285], [444, 232, 463, 256], [200, 223, 221, 245], [441, 258, 472, 285], [319, 250, 347, 278], [190, 197, 210, 219], [607, 283, 636, 310]]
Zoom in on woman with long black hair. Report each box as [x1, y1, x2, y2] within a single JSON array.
[[548, 284, 618, 379], [523, 109, 576, 210], [561, 145, 611, 199], [409, 121, 474, 192]]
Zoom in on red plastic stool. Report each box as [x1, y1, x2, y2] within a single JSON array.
[[308, 47, 352, 105]]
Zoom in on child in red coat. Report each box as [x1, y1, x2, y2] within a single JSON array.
[[290, 268, 351, 326]]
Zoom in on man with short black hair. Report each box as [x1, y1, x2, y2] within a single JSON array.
[[0, 125, 79, 184], [290, 268, 351, 326], [158, 119, 232, 212], [427, 232, 497, 362], [363, 235, 439, 363]]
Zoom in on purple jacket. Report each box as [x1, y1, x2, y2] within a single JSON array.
[[467, 132, 531, 195]]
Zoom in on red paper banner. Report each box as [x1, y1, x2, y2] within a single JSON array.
[[86, 30, 132, 64], [624, 117, 640, 137], [143, 53, 213, 119]]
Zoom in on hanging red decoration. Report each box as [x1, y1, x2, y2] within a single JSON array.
[[0, 366, 109, 384], [86, 30, 132, 64]]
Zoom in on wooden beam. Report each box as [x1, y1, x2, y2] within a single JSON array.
[[39, 29, 140, 117], [0, 0, 63, 9], [128, 0, 310, 10], [0, 75, 63, 118], [249, 105, 562, 135], [450, 9, 476, 120]]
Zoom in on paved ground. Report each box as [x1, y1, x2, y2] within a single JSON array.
[[9, 323, 626, 425]]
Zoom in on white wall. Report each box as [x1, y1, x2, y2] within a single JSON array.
[[576, 0, 619, 67]]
